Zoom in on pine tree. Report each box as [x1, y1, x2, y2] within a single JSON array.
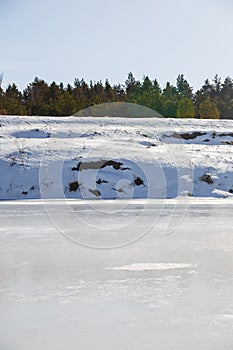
[[23, 78, 50, 115], [161, 82, 179, 117], [176, 97, 195, 118], [219, 77, 233, 119], [135, 76, 162, 113], [4, 84, 26, 115], [199, 97, 220, 119], [176, 74, 193, 99], [125, 72, 140, 101]]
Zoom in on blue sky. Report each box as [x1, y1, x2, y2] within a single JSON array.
[[1, 0, 233, 91]]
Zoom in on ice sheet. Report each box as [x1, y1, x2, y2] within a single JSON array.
[[0, 199, 233, 349]]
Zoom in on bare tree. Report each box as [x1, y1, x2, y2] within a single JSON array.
[[0, 73, 3, 88], [0, 73, 3, 114]]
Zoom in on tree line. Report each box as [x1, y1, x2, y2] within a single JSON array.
[[0, 73, 233, 118]]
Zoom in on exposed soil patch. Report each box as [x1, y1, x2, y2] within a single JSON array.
[[165, 131, 233, 141], [219, 132, 233, 137], [89, 189, 101, 197], [181, 132, 207, 140], [96, 178, 108, 185], [221, 141, 233, 145], [164, 131, 207, 140], [116, 187, 125, 193], [211, 132, 216, 139], [199, 173, 214, 184], [69, 181, 80, 192], [134, 177, 144, 186], [72, 160, 130, 171], [9, 156, 17, 167], [210, 132, 233, 139], [102, 160, 123, 170]]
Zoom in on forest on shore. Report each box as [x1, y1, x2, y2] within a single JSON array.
[[0, 73, 233, 119]]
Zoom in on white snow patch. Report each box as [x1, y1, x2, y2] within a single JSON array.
[[106, 263, 198, 271]]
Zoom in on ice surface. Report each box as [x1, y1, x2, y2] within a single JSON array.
[[1, 199, 233, 350], [106, 263, 198, 271]]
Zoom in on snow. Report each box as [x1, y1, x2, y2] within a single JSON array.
[[1, 115, 233, 199], [106, 263, 198, 271], [1, 114, 233, 347]]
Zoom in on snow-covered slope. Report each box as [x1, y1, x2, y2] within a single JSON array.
[[1, 115, 233, 199]]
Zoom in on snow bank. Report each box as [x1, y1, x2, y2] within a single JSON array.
[[0, 115, 233, 199]]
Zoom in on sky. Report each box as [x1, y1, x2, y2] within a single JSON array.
[[1, 0, 233, 92]]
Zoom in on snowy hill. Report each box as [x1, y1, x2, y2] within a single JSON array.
[[1, 115, 233, 199]]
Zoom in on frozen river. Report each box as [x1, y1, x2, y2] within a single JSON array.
[[1, 199, 233, 350]]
